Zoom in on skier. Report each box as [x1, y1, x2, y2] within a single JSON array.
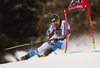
[[20, 14, 71, 60]]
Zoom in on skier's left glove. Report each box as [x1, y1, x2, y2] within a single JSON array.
[[44, 35, 50, 42], [49, 38, 57, 45]]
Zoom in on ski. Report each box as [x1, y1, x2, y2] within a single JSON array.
[[15, 54, 43, 62], [37, 54, 44, 58], [16, 58, 20, 61]]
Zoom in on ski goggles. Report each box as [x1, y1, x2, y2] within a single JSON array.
[[51, 19, 60, 26]]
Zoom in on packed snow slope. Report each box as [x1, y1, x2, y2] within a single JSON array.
[[0, 50, 100, 68]]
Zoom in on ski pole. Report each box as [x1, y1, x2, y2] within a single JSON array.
[[4, 40, 43, 51]]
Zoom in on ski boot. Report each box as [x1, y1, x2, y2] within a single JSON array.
[[21, 54, 30, 60]]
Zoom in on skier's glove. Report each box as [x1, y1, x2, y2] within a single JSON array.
[[44, 35, 50, 42], [49, 38, 57, 45]]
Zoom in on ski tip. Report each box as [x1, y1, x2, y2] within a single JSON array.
[[16, 58, 20, 61]]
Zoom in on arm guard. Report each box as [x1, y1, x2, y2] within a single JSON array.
[[46, 30, 50, 36], [56, 35, 66, 41]]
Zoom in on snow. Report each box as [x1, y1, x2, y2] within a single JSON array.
[[4, 51, 28, 62], [1, 34, 100, 68], [1, 50, 100, 68]]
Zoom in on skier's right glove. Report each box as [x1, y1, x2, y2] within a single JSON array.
[[44, 35, 50, 42]]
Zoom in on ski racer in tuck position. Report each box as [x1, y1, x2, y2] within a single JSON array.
[[20, 14, 71, 60]]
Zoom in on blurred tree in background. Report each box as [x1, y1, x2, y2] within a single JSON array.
[[0, 0, 100, 57], [0, 0, 40, 40]]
